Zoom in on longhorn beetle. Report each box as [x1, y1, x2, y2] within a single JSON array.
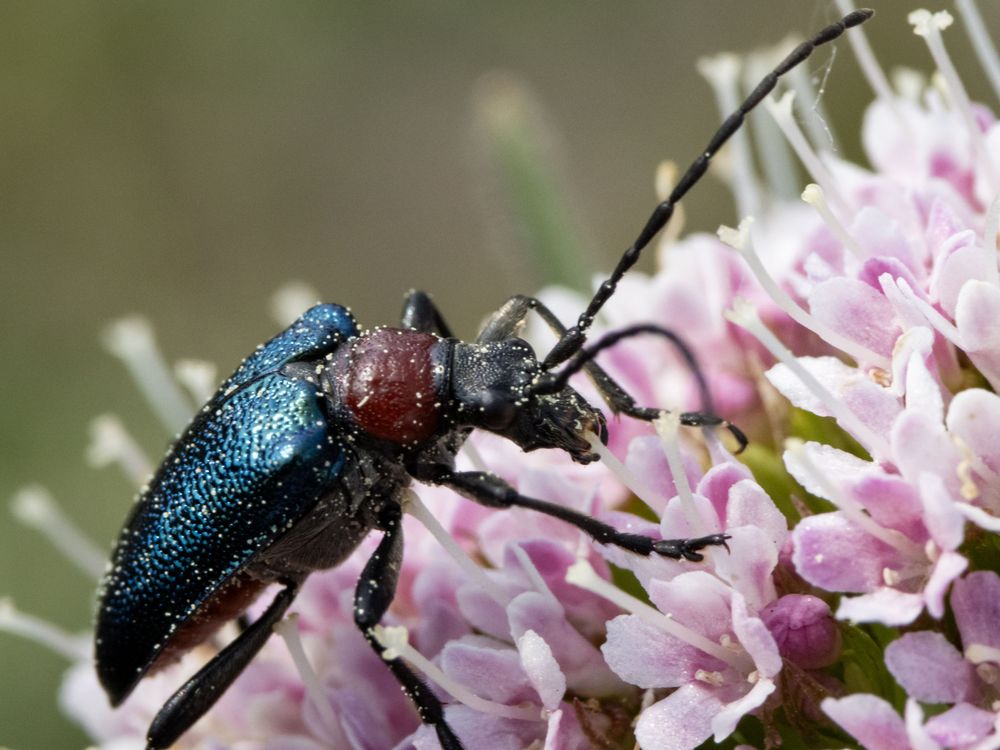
[[95, 9, 873, 749]]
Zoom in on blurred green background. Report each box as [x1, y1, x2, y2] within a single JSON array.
[[2, 2, 997, 747]]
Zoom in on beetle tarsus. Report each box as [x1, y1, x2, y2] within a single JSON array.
[[653, 533, 731, 562]]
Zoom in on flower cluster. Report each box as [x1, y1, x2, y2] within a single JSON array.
[[7, 5, 1000, 750]]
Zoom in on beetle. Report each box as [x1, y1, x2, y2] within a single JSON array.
[[95, 9, 873, 750]]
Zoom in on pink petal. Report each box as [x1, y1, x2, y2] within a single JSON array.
[[891, 410, 962, 497], [852, 474, 926, 542], [634, 683, 721, 750], [659, 492, 721, 541], [601, 614, 707, 688], [809, 277, 901, 358], [783, 441, 874, 501], [930, 232, 990, 317], [951, 571, 1000, 651], [726, 479, 788, 550], [543, 708, 590, 750], [712, 526, 779, 611], [792, 513, 901, 593], [695, 462, 753, 524], [711, 677, 776, 741], [625, 435, 702, 513], [946, 388, 1000, 477], [515, 629, 565, 710], [917, 473, 967, 552], [440, 636, 535, 705], [884, 631, 977, 703], [767, 358, 900, 441], [836, 588, 925, 626], [902, 699, 939, 750], [955, 280, 1000, 390], [506, 591, 622, 697], [822, 693, 909, 750], [409, 705, 541, 750], [924, 703, 997, 747], [730, 593, 781, 678], [923, 551, 968, 619], [647, 572, 734, 642], [852, 207, 918, 272]]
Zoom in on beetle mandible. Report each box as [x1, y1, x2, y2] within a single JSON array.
[[95, 9, 873, 749]]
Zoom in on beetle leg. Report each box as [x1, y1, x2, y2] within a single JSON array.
[[355, 504, 464, 750], [419, 467, 729, 562], [400, 289, 456, 338], [145, 582, 299, 750]]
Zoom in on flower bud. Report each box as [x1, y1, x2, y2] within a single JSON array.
[[761, 594, 841, 669]]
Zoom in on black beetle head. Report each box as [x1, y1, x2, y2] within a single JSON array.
[[450, 339, 606, 463]]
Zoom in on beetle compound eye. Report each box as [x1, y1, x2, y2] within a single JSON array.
[[478, 391, 518, 430]]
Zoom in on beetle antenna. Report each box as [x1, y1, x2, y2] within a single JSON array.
[[542, 8, 874, 369], [535, 324, 712, 412]]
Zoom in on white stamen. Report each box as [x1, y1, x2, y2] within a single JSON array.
[[923, 539, 941, 564], [698, 54, 761, 218], [891, 276, 966, 349], [403, 490, 510, 606], [11, 485, 106, 579], [460, 439, 489, 473], [586, 433, 662, 516], [835, 0, 911, 132], [956, 0, 1000, 105], [695, 669, 727, 687], [271, 281, 321, 327], [955, 502, 1000, 531], [719, 221, 890, 369], [957, 458, 981, 501], [745, 45, 799, 200], [0, 598, 88, 661], [801, 184, 865, 260], [274, 614, 339, 732], [911, 9, 1000, 193], [101, 316, 194, 435], [967, 643, 1000, 666], [87, 414, 153, 486], [726, 299, 890, 460], [565, 558, 754, 673], [976, 663, 1000, 690], [785, 439, 923, 559], [953, 432, 1000, 497], [652, 413, 709, 538], [511, 544, 558, 604], [174, 359, 218, 405], [703, 427, 735, 467], [372, 625, 540, 721], [765, 91, 850, 217], [893, 68, 929, 102]]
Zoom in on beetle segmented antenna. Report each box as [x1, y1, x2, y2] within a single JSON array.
[[542, 8, 875, 370], [534, 323, 713, 411]]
